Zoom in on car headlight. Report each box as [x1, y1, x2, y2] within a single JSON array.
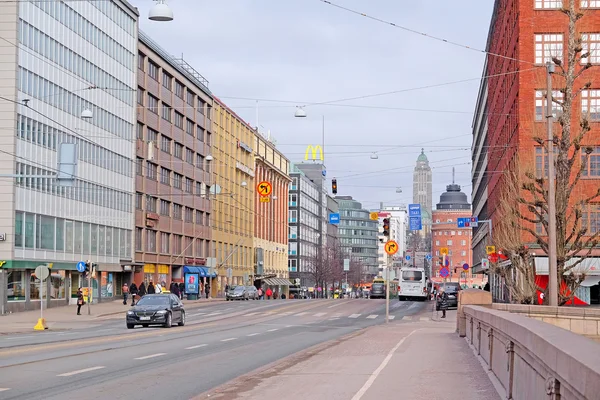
[[127, 311, 134, 315], [156, 310, 168, 314]]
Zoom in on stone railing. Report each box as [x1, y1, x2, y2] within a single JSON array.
[[463, 305, 600, 400]]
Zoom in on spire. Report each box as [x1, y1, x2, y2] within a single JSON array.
[[421, 148, 424, 154], [452, 167, 455, 184]]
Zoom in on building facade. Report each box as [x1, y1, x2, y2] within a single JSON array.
[[211, 99, 255, 296], [376, 206, 407, 277], [471, 0, 600, 301], [0, 0, 139, 312], [326, 195, 340, 246], [413, 149, 432, 239], [134, 32, 214, 291], [253, 131, 290, 282], [336, 196, 379, 278]]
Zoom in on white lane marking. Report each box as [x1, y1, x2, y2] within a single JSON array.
[[221, 338, 237, 342], [185, 344, 207, 350], [206, 312, 222, 316], [221, 308, 234, 311], [351, 330, 419, 400], [57, 332, 76, 336], [329, 318, 340, 321], [420, 317, 430, 322], [366, 315, 378, 319], [332, 313, 343, 317], [190, 312, 206, 317], [285, 325, 294, 328], [280, 312, 294, 315], [57, 366, 106, 377], [135, 353, 166, 360], [266, 328, 279, 332], [295, 312, 308, 316], [245, 312, 260, 316], [5, 336, 34, 340], [388, 316, 396, 320], [247, 333, 260, 337], [402, 316, 412, 320], [349, 314, 361, 318], [327, 301, 346, 309], [0, 388, 11, 392], [314, 312, 327, 317]]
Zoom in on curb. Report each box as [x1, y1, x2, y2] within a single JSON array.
[[94, 298, 227, 318]]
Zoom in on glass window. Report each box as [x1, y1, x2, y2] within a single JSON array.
[[105, 227, 113, 256], [14, 211, 23, 247], [55, 218, 64, 251], [98, 225, 106, 256], [7, 270, 26, 301], [24, 213, 35, 248], [135, 227, 143, 251], [30, 272, 45, 300], [113, 228, 120, 257], [65, 220, 73, 252], [90, 224, 98, 255], [581, 90, 600, 121], [36, 215, 55, 250], [74, 221, 83, 253], [50, 271, 66, 299], [534, 33, 563, 65]]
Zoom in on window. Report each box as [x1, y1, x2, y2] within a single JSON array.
[[137, 87, 144, 105], [136, 122, 144, 139], [135, 157, 143, 175], [173, 204, 182, 220], [146, 229, 157, 252], [582, 147, 600, 176], [147, 128, 158, 143], [582, 204, 600, 235], [447, 240, 453, 245], [135, 193, 143, 209], [196, 154, 204, 169], [535, 0, 562, 8], [175, 81, 184, 98], [185, 178, 193, 193], [160, 136, 171, 153], [146, 162, 157, 180], [458, 231, 462, 236], [581, 90, 600, 121], [289, 210, 297, 223], [289, 225, 297, 239], [162, 71, 172, 90], [535, 90, 563, 121], [174, 142, 183, 159], [160, 200, 170, 216], [461, 250, 467, 256], [535, 147, 558, 178], [173, 235, 182, 254], [582, 0, 600, 8], [161, 104, 172, 121], [186, 90, 195, 106], [185, 207, 194, 222], [461, 240, 466, 246], [148, 61, 159, 80], [148, 94, 159, 114], [146, 195, 157, 212], [535, 34, 563, 64], [196, 210, 204, 225], [435, 240, 440, 245], [289, 193, 297, 206], [160, 232, 170, 253], [174, 112, 184, 129], [160, 167, 171, 185], [185, 148, 194, 164], [197, 126, 204, 142], [173, 173, 183, 189], [135, 227, 142, 251], [289, 242, 297, 255], [581, 33, 600, 64], [288, 259, 297, 272], [186, 119, 194, 136], [138, 52, 145, 70]]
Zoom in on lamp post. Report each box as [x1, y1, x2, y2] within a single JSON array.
[[149, 0, 174, 21], [294, 107, 325, 163]]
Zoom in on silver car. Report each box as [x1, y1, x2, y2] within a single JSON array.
[[226, 286, 249, 301], [246, 286, 258, 300]]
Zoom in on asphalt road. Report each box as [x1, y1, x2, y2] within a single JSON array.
[[0, 298, 429, 400]]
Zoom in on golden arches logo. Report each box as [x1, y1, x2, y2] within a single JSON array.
[[305, 145, 324, 161]]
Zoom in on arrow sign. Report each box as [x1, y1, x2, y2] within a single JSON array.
[[257, 181, 272, 197], [385, 240, 399, 255]]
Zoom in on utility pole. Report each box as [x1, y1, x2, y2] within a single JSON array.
[[546, 61, 558, 307], [385, 226, 392, 324]]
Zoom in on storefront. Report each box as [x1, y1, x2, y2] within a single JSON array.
[[139, 264, 171, 287]]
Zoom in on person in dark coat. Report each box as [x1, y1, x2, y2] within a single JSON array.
[[484, 282, 490, 292], [178, 282, 185, 299], [138, 282, 146, 298], [147, 282, 156, 294], [129, 282, 138, 306], [171, 282, 180, 297], [205, 283, 210, 299], [437, 287, 449, 318], [76, 288, 84, 315]]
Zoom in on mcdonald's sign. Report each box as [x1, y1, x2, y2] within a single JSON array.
[[305, 145, 324, 161]]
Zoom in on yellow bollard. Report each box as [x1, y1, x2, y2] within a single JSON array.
[[34, 318, 48, 331]]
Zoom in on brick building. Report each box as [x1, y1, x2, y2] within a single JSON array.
[[471, 0, 600, 301]]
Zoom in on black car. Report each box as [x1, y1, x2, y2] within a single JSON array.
[[126, 294, 185, 329], [443, 283, 461, 308]]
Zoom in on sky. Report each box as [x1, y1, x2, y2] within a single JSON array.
[[132, 0, 495, 210]]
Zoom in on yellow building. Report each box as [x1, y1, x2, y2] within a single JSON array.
[[210, 99, 255, 296]]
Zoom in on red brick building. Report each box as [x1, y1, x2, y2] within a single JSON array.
[[471, 0, 600, 301]]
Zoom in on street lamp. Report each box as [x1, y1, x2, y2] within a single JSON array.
[[294, 108, 325, 164], [149, 0, 174, 21], [80, 108, 93, 119], [241, 181, 248, 187], [205, 155, 214, 161], [370, 152, 379, 160], [294, 106, 307, 118]]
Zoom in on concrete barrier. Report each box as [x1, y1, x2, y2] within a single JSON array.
[[463, 305, 600, 400], [457, 289, 492, 337]]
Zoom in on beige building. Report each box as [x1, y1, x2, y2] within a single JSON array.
[[210, 99, 255, 296]]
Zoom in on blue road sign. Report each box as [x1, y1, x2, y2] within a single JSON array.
[[457, 218, 465, 228], [408, 204, 422, 217], [76, 261, 86, 273], [440, 267, 450, 278], [463, 263, 470, 271], [405, 255, 411, 261], [409, 216, 422, 230], [425, 254, 432, 261], [329, 213, 340, 224]]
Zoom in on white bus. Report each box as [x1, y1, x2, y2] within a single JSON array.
[[398, 267, 428, 301]]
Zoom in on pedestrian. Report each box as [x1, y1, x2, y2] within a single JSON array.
[[205, 283, 210, 299], [76, 288, 84, 315], [155, 282, 162, 293], [147, 281, 155, 294], [130, 282, 138, 306], [257, 287, 263, 300], [484, 282, 490, 292], [225, 284, 230, 293], [138, 281, 146, 298], [437, 287, 449, 318], [178, 282, 185, 300], [171, 282, 180, 298], [266, 287, 273, 300], [122, 283, 129, 305]]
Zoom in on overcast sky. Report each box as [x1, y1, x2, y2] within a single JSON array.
[[132, 0, 494, 210]]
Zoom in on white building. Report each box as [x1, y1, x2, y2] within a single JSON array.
[[0, 0, 138, 313], [376, 206, 408, 279]]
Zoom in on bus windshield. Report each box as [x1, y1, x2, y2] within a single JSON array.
[[402, 270, 423, 281]]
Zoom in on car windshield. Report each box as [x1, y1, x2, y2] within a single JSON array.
[[372, 283, 384, 290], [136, 296, 170, 306], [234, 287, 245, 292], [444, 286, 459, 293]]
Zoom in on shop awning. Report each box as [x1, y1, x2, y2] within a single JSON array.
[[263, 278, 291, 286], [183, 266, 217, 278]]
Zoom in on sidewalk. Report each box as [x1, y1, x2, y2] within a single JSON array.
[[0, 297, 225, 334], [203, 310, 501, 400]]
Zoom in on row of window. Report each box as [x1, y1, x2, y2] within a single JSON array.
[[15, 211, 132, 257], [535, 89, 600, 122], [89, 0, 136, 36], [433, 231, 472, 236], [19, 67, 134, 141], [135, 227, 209, 256], [535, 0, 600, 9], [17, 115, 133, 178], [19, 19, 134, 106], [34, 0, 135, 70], [435, 240, 468, 246], [535, 32, 600, 65], [137, 193, 211, 226], [16, 162, 132, 213], [535, 146, 600, 177]]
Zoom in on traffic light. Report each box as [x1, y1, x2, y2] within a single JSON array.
[[332, 178, 338, 195], [382, 218, 390, 237]]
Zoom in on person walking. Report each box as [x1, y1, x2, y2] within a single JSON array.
[[147, 282, 155, 294], [171, 282, 180, 298], [76, 288, 84, 315], [138, 282, 146, 298], [257, 287, 263, 300], [266, 287, 273, 300], [155, 282, 163, 294], [437, 287, 449, 318], [129, 282, 138, 306], [122, 283, 129, 305], [204, 283, 210, 299], [178, 282, 185, 300]]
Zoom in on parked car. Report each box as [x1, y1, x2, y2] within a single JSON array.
[[226, 286, 249, 301], [126, 293, 185, 329], [246, 286, 258, 300], [443, 283, 461, 308]]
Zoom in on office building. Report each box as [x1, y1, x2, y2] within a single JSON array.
[[0, 0, 139, 312], [413, 149, 432, 239]]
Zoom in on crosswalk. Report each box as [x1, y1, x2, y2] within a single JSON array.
[[236, 311, 427, 321]]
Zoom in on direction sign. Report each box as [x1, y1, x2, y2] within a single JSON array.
[[409, 216, 422, 231], [439, 267, 449, 278], [485, 245, 496, 255], [405, 255, 411, 261], [440, 247, 449, 255], [34, 265, 50, 281], [329, 213, 340, 224], [76, 261, 87, 273], [384, 240, 399, 255], [425, 254, 432, 261], [260, 197, 271, 203], [463, 263, 470, 271], [257, 181, 272, 197], [408, 204, 421, 217], [369, 212, 379, 221]]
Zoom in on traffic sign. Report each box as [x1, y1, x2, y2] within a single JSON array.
[[76, 261, 87, 273], [34, 265, 50, 281], [425, 254, 432, 261], [369, 212, 379, 221], [384, 240, 399, 255], [408, 204, 421, 217], [260, 197, 271, 203], [440, 247, 449, 255], [257, 181, 272, 197], [462, 263, 469, 271], [439, 267, 449, 278], [329, 213, 340, 224], [481, 258, 489, 270], [485, 245, 496, 255], [409, 216, 422, 231], [405, 255, 411, 261]]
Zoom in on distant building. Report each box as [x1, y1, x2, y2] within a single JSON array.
[[326, 195, 340, 247], [376, 206, 407, 279], [413, 149, 432, 239]]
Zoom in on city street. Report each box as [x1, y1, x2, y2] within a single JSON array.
[[0, 299, 429, 399]]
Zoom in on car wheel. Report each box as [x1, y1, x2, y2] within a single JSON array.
[[164, 312, 172, 328], [178, 311, 186, 326], [126, 323, 135, 329]]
